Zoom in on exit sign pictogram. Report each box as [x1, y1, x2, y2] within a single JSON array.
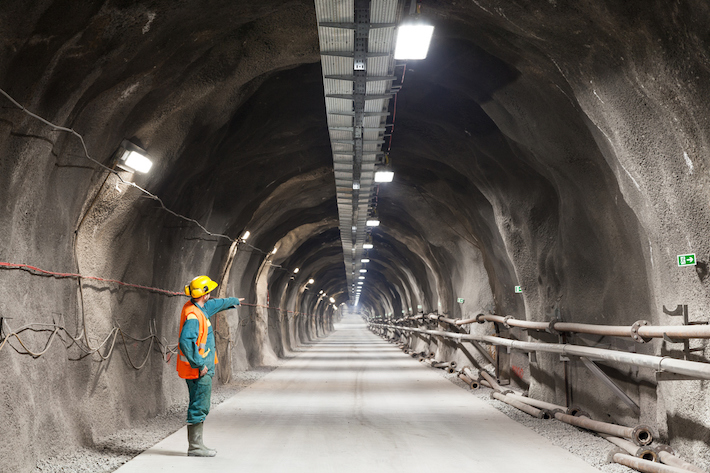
[[678, 254, 696, 266], [456, 298, 464, 304], [515, 286, 522, 293]]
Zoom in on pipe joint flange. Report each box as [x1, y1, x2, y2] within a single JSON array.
[[469, 380, 480, 390], [631, 320, 651, 343], [547, 318, 560, 334], [652, 444, 675, 456], [475, 313, 487, 324], [540, 408, 554, 420], [632, 424, 655, 446], [503, 316, 514, 328], [500, 389, 514, 395], [550, 408, 566, 417], [566, 406, 590, 418], [634, 447, 658, 462]]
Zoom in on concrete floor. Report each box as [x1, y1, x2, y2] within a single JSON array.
[[116, 315, 600, 473]]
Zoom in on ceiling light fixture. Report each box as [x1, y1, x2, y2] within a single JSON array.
[[241, 230, 250, 241], [293, 268, 299, 273], [363, 243, 373, 249], [329, 297, 335, 303], [361, 259, 370, 263], [394, 24, 434, 60], [374, 170, 394, 182], [366, 219, 380, 227]]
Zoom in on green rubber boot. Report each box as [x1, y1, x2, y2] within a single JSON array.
[[187, 422, 217, 457]]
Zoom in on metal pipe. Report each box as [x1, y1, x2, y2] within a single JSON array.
[[456, 314, 710, 340], [457, 372, 479, 389], [433, 361, 456, 369], [479, 370, 509, 393], [438, 316, 458, 325], [554, 412, 653, 446], [655, 449, 706, 473], [455, 316, 480, 326], [613, 452, 695, 473], [491, 392, 547, 418], [598, 434, 658, 462], [370, 324, 710, 381], [506, 393, 565, 412]]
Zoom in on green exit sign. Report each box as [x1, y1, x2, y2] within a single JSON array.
[[515, 286, 522, 293], [678, 254, 696, 266], [457, 298, 465, 304]]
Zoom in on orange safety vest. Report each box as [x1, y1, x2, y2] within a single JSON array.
[[176, 301, 219, 379]]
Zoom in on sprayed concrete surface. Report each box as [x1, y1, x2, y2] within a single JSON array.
[[115, 315, 599, 473]]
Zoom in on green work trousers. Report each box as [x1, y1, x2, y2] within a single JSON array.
[[185, 374, 212, 425]]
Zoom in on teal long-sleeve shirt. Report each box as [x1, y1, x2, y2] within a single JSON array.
[[178, 297, 240, 376]]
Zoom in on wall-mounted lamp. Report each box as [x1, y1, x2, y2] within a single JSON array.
[[366, 219, 380, 227], [308, 278, 315, 284], [359, 269, 367, 273], [271, 247, 278, 255], [115, 140, 152, 174], [361, 259, 370, 263], [353, 181, 360, 190], [329, 297, 335, 303], [241, 230, 251, 241], [374, 170, 394, 182], [394, 23, 434, 60], [293, 268, 299, 273]]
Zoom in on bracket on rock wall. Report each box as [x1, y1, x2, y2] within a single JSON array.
[[578, 356, 640, 415], [662, 304, 707, 359]]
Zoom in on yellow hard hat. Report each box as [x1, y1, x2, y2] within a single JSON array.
[[185, 275, 218, 298]]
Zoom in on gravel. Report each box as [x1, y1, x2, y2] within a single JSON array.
[[33, 366, 279, 473]]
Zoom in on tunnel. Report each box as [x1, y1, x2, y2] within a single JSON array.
[[1, 1, 710, 472]]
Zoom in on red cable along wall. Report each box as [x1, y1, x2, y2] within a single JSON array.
[[0, 261, 318, 316]]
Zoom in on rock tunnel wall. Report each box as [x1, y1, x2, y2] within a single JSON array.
[[1, 0, 710, 471]]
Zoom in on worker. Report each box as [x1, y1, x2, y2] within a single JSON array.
[[177, 275, 243, 457]]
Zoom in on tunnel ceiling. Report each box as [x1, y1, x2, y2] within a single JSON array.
[[2, 0, 710, 321]]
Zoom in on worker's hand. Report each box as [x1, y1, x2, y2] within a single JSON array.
[[200, 366, 208, 377], [238, 297, 245, 302]]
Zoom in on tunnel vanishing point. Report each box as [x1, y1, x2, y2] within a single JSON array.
[[2, 1, 710, 472]]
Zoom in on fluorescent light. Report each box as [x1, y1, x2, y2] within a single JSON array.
[[394, 24, 434, 60], [293, 267, 299, 273], [363, 243, 373, 249], [241, 231, 250, 240], [361, 259, 370, 263], [366, 219, 380, 227], [352, 225, 357, 231], [329, 297, 335, 303], [359, 269, 367, 273], [271, 247, 278, 255], [374, 170, 394, 182], [308, 278, 315, 284], [353, 182, 360, 190], [119, 150, 153, 173], [358, 276, 365, 280], [358, 282, 363, 285]]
